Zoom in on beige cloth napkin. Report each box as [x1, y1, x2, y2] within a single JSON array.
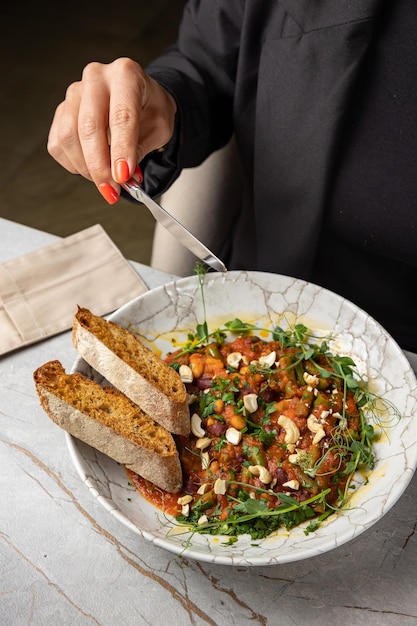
[[0, 224, 148, 356]]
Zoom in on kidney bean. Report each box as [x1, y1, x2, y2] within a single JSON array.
[[206, 420, 227, 437], [196, 376, 213, 390], [274, 467, 288, 485]]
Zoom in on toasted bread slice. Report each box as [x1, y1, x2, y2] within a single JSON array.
[[34, 360, 182, 493], [72, 307, 190, 436]]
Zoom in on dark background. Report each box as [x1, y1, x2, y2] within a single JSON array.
[[0, 0, 188, 263]]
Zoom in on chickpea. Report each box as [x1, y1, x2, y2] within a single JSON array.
[[214, 399, 224, 414], [189, 353, 205, 379], [229, 413, 246, 430]]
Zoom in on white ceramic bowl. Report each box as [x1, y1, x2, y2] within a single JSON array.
[[68, 271, 417, 566]]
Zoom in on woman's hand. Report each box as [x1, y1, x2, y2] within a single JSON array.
[[47, 57, 177, 204]]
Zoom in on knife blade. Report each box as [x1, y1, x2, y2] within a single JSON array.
[[121, 178, 227, 273]]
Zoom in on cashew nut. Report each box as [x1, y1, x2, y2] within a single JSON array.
[[307, 414, 327, 444], [312, 428, 326, 444], [282, 479, 300, 490], [248, 465, 272, 484], [307, 414, 322, 433], [227, 351, 243, 369], [288, 450, 303, 464], [191, 413, 205, 437], [278, 415, 300, 444], [259, 351, 276, 368], [195, 437, 211, 450], [226, 427, 242, 445], [201, 451, 210, 470], [214, 478, 227, 495], [303, 372, 319, 387], [179, 364, 193, 383], [243, 393, 258, 413], [177, 494, 193, 505]]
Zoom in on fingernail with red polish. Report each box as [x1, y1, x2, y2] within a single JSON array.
[[98, 182, 119, 205], [133, 165, 143, 184], [114, 158, 130, 183]]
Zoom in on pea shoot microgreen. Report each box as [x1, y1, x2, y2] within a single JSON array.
[[165, 265, 400, 544]]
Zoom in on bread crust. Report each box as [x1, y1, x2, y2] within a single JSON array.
[[34, 360, 182, 493], [73, 308, 190, 436]]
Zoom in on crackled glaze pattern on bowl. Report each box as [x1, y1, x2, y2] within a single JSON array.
[[68, 271, 417, 566]]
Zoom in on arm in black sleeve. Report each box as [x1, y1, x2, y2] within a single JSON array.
[[138, 0, 244, 197]]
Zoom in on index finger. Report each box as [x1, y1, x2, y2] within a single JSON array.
[[76, 62, 115, 187], [107, 58, 146, 183]]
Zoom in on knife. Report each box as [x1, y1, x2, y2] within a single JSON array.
[[121, 178, 227, 273]]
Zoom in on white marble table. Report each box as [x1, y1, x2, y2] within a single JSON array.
[[1, 217, 417, 626]]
